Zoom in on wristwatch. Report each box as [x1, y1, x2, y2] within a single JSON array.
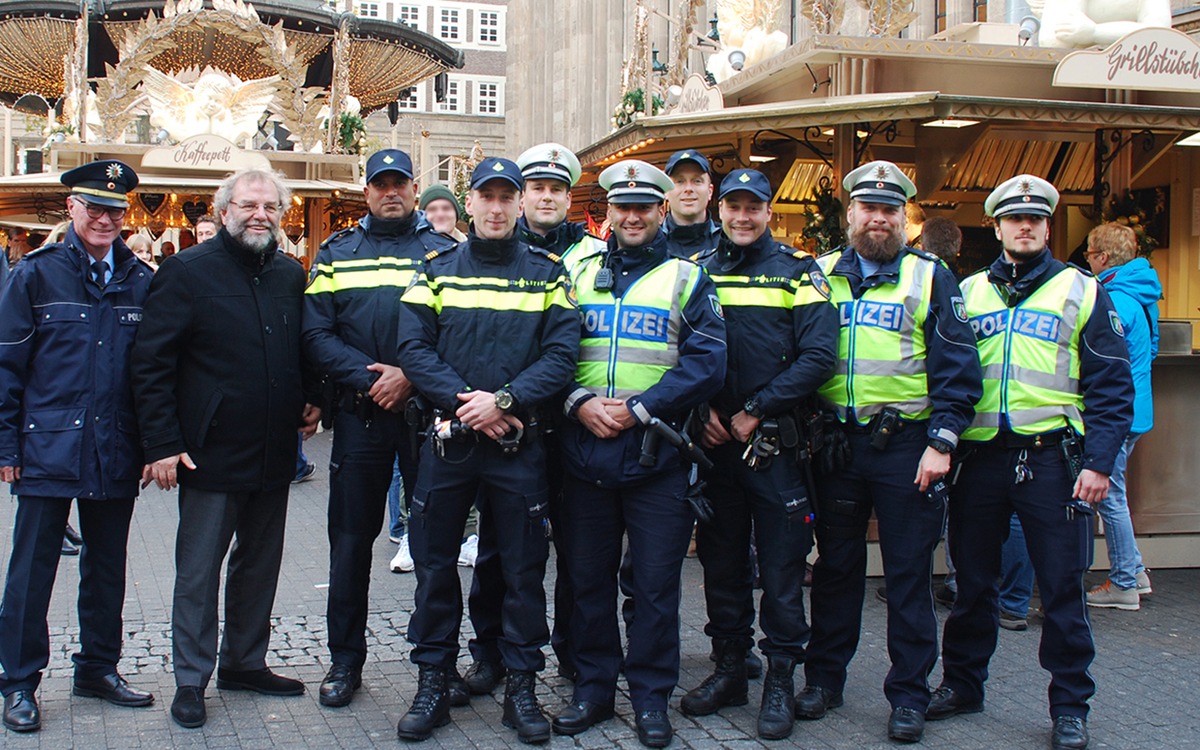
[[928, 437, 954, 455], [743, 397, 764, 419], [494, 388, 516, 413]]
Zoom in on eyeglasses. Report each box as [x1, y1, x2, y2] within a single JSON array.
[[75, 200, 127, 221], [231, 201, 283, 215], [1083, 248, 1106, 257]]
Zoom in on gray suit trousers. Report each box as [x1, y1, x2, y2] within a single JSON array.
[[172, 485, 289, 688]]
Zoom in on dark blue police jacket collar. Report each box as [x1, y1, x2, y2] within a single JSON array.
[[714, 228, 774, 270], [517, 216, 584, 251], [362, 209, 419, 237], [665, 214, 718, 244], [986, 248, 1063, 306]]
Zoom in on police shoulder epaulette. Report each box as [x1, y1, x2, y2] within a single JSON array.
[[319, 225, 357, 249], [906, 246, 940, 263], [526, 244, 562, 263], [816, 246, 843, 259], [22, 242, 60, 259]]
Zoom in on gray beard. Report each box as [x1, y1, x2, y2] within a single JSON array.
[[850, 225, 904, 262]]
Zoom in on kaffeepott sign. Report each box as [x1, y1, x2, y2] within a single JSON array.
[[1054, 27, 1200, 94], [142, 134, 272, 172]]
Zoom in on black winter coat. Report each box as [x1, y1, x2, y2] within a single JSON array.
[[131, 229, 310, 492]]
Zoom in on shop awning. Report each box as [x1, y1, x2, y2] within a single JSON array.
[[577, 91, 1200, 168]]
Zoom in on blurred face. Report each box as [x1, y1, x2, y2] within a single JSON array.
[[667, 163, 713, 225], [995, 213, 1049, 263], [719, 193, 772, 246], [847, 200, 905, 262], [466, 181, 521, 240], [522, 178, 572, 234], [131, 243, 153, 264], [607, 201, 666, 248], [220, 177, 282, 252], [364, 172, 418, 220], [195, 220, 218, 243], [423, 198, 460, 235], [66, 196, 126, 259]]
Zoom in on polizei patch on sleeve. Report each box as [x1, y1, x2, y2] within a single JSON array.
[[951, 296, 968, 323], [1109, 310, 1125, 337]]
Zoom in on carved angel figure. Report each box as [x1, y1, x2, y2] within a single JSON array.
[[140, 66, 281, 144]]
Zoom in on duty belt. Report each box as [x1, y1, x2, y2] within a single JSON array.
[[991, 430, 1069, 450]]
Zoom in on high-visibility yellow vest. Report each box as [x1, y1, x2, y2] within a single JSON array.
[[816, 251, 934, 424], [572, 253, 703, 399], [960, 266, 1096, 441]]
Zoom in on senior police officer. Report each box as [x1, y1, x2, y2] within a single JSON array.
[[551, 159, 726, 748], [303, 149, 455, 708], [796, 160, 982, 743], [928, 176, 1133, 750], [395, 157, 579, 744], [464, 143, 601, 694], [0, 161, 154, 732], [683, 169, 838, 740], [664, 149, 721, 262]]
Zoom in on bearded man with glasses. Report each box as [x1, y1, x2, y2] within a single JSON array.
[[131, 168, 321, 729], [0, 160, 155, 733]]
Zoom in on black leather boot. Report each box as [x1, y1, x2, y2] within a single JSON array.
[[757, 655, 797, 740], [680, 639, 748, 716], [396, 665, 450, 741], [502, 671, 550, 744]]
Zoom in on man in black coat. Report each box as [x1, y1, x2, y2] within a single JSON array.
[[131, 168, 320, 729]]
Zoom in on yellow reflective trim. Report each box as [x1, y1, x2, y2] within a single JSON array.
[[713, 285, 793, 309], [434, 286, 566, 313], [401, 279, 439, 311], [306, 267, 419, 294]]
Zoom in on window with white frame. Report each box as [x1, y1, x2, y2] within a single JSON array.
[[438, 78, 462, 113], [474, 80, 500, 115], [396, 85, 421, 111], [356, 1, 380, 18], [438, 8, 461, 41], [395, 3, 422, 29], [476, 9, 500, 44], [437, 155, 452, 184]]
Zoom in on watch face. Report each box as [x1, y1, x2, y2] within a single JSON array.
[[496, 390, 514, 410]]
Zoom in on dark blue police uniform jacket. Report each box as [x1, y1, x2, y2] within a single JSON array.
[[0, 227, 153, 500]]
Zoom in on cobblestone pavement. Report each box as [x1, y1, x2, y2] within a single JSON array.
[[2, 429, 1197, 748]]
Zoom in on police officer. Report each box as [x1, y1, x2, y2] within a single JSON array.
[[395, 157, 579, 744], [664, 149, 721, 262], [464, 143, 601, 693], [796, 160, 982, 743], [0, 161, 155, 732], [683, 169, 838, 740], [303, 149, 455, 708], [928, 176, 1133, 750], [551, 159, 726, 749]]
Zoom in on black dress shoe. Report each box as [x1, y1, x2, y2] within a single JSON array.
[[462, 660, 506, 695], [635, 710, 673, 748], [61, 537, 80, 556], [926, 685, 983, 721], [793, 685, 843, 720], [171, 686, 206, 729], [888, 706, 925, 743], [73, 672, 154, 707], [1052, 716, 1089, 750], [318, 664, 361, 707], [64, 523, 83, 546], [3, 690, 40, 732], [216, 667, 304, 696], [551, 700, 614, 736]]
